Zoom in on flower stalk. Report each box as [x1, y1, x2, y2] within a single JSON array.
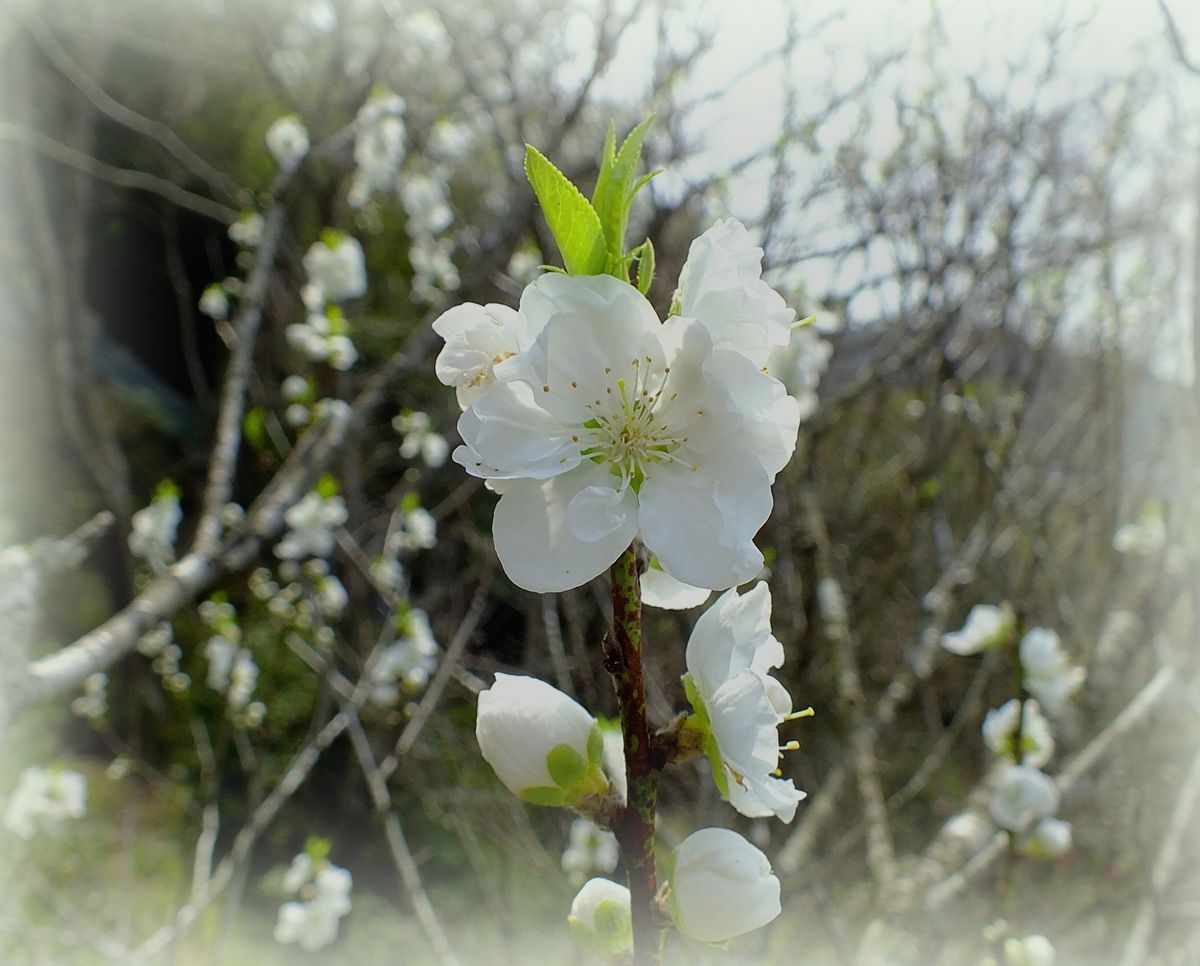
[[604, 541, 662, 963]]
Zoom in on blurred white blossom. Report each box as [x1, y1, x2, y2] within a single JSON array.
[[942, 604, 1013, 655], [4, 766, 86, 840], [128, 483, 182, 574], [275, 492, 348, 560], [265, 115, 310, 173], [1019, 628, 1084, 715], [567, 878, 632, 960], [989, 764, 1060, 832], [982, 699, 1054, 768], [561, 818, 619, 886]]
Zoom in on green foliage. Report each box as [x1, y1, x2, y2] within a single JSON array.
[[524, 117, 661, 283], [523, 145, 607, 275], [242, 407, 267, 452]]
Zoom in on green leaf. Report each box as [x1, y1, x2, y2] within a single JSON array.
[[633, 237, 655, 295], [242, 407, 267, 451], [315, 474, 340, 498], [524, 145, 606, 275], [546, 743, 588, 788], [518, 785, 568, 807], [591, 116, 655, 273]]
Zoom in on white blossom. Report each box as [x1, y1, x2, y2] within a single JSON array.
[[4, 766, 87, 840], [561, 818, 619, 886], [666, 827, 782, 944], [229, 211, 264, 248], [942, 604, 1013, 655], [368, 609, 439, 704], [274, 862, 352, 953], [275, 492, 348, 560], [410, 236, 460, 302], [675, 218, 795, 367], [1004, 935, 1056, 966], [70, 673, 108, 721], [567, 878, 632, 959], [349, 94, 407, 207], [1019, 628, 1084, 715], [989, 764, 1060, 832], [451, 274, 798, 593], [282, 852, 314, 894], [198, 284, 229, 319], [1024, 816, 1072, 858], [432, 301, 541, 409], [303, 233, 367, 305], [394, 411, 450, 468], [1113, 511, 1166, 555], [390, 506, 437, 552], [683, 583, 805, 822], [475, 674, 612, 807], [265, 115, 310, 173], [982, 699, 1055, 768], [128, 485, 182, 574], [401, 173, 453, 237]]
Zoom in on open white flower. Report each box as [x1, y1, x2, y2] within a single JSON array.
[[675, 218, 795, 366], [453, 274, 798, 593], [274, 859, 352, 952], [982, 699, 1055, 768], [989, 764, 1060, 832], [475, 674, 613, 807], [265, 115, 309, 173], [567, 878, 632, 959], [942, 604, 1013, 655], [1019, 628, 1084, 715], [682, 583, 805, 822], [666, 827, 782, 944], [432, 301, 540, 409]]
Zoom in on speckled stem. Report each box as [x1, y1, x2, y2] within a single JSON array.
[[606, 542, 662, 964]]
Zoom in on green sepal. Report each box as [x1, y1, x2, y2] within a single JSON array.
[[682, 674, 729, 798], [153, 479, 181, 501], [523, 145, 606, 275], [519, 785, 568, 807], [586, 723, 604, 767], [315, 474, 340, 498], [303, 835, 332, 864], [632, 237, 655, 295], [546, 743, 588, 788], [400, 491, 422, 514]]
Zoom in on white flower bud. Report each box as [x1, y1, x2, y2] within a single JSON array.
[[1023, 817, 1072, 858], [1004, 934, 1056, 966], [667, 827, 781, 944], [475, 674, 609, 807], [567, 878, 632, 960]]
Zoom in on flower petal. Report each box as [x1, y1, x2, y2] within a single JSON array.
[[492, 466, 638, 592]]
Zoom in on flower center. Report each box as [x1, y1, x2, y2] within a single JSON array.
[[569, 356, 693, 489]]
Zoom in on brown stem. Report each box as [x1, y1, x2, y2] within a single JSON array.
[[605, 542, 662, 964]]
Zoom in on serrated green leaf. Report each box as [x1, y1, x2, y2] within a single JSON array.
[[592, 116, 655, 274], [524, 145, 606, 275], [546, 743, 588, 788]]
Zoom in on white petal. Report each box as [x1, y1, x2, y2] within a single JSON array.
[[492, 467, 638, 593], [640, 567, 711, 610], [639, 460, 770, 591]]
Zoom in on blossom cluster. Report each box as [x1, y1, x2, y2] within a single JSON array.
[[128, 481, 182, 575], [274, 849, 353, 952], [4, 766, 87, 840], [942, 605, 1081, 861]]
